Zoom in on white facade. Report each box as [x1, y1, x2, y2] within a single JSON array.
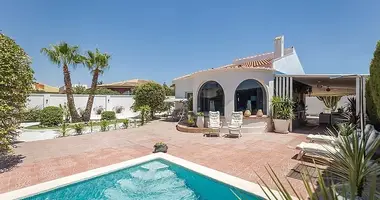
[[174, 69, 274, 119], [173, 36, 304, 121]]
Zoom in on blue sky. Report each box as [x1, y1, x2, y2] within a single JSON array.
[[1, 0, 379, 87]]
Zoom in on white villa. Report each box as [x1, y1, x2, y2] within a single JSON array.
[[173, 36, 367, 133]]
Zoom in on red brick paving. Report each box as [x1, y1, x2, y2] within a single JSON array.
[[0, 120, 308, 196]]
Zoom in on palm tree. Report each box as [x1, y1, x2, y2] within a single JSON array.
[[82, 49, 111, 121], [41, 42, 84, 122]]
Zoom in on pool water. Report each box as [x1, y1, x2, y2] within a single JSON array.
[[25, 159, 263, 200]]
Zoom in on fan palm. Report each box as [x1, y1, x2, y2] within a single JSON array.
[[41, 42, 84, 122], [82, 49, 111, 121]]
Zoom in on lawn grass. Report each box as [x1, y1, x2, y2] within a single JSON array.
[[23, 120, 123, 130]]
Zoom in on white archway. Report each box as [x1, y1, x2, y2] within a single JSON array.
[[197, 81, 225, 115], [234, 79, 268, 115]]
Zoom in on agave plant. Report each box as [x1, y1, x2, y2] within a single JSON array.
[[321, 123, 380, 199], [243, 123, 380, 200]]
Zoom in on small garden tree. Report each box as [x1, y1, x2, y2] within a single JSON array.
[[133, 82, 165, 118], [0, 33, 34, 153], [367, 41, 380, 130], [163, 82, 174, 96]]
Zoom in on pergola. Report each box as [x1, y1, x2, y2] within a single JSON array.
[[273, 74, 368, 132]]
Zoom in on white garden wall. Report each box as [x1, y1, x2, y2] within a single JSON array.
[[27, 94, 138, 120], [305, 96, 352, 116]]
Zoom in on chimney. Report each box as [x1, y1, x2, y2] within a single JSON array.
[[274, 35, 284, 59]]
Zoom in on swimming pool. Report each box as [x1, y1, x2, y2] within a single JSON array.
[[0, 153, 275, 199]]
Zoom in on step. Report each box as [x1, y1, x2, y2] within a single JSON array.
[[130, 169, 175, 181], [117, 176, 186, 193], [105, 186, 197, 200], [221, 126, 267, 134], [140, 161, 169, 171]]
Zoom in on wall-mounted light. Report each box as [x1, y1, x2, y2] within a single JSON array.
[[326, 86, 331, 92]]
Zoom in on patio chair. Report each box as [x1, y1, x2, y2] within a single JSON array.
[[204, 111, 222, 137], [226, 111, 243, 138], [296, 142, 338, 160]]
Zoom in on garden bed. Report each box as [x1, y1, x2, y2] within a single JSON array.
[[176, 124, 211, 133]]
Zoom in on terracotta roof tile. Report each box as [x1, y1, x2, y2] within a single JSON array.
[[173, 47, 294, 81]]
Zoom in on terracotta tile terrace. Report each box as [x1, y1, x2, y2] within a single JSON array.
[[0, 120, 309, 196]]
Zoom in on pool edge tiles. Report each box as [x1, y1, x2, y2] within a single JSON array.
[[0, 153, 289, 199]]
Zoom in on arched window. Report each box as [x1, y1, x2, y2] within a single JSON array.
[[198, 81, 224, 115], [235, 79, 266, 115]]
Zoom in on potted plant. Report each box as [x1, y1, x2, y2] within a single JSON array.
[[196, 112, 204, 128], [271, 96, 294, 134], [153, 142, 168, 153]]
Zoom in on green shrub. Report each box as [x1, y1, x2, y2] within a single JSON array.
[[73, 123, 84, 135], [100, 120, 109, 132], [122, 119, 129, 129], [113, 106, 124, 114], [101, 111, 116, 120], [187, 117, 195, 127], [93, 106, 104, 115], [24, 107, 41, 122], [40, 106, 63, 127]]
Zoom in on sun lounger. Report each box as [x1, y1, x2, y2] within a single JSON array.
[[307, 134, 336, 144], [296, 142, 338, 160]]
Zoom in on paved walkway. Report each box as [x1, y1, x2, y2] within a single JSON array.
[[0, 120, 308, 196]]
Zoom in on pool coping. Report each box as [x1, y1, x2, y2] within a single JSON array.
[[0, 153, 293, 199]]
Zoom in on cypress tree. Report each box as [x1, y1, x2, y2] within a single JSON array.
[[368, 41, 380, 129]]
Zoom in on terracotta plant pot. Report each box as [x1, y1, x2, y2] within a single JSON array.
[[256, 109, 263, 117], [244, 110, 251, 117], [273, 119, 290, 134]]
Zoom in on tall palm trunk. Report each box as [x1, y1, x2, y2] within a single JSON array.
[[63, 64, 81, 122], [83, 69, 99, 121]]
